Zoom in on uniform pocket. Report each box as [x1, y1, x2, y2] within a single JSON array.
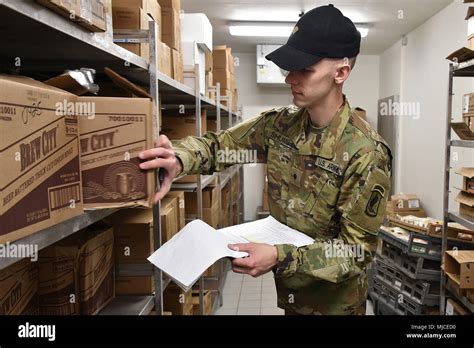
[[304, 176, 340, 232]]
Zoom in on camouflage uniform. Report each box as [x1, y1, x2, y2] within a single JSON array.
[[171, 96, 392, 315]]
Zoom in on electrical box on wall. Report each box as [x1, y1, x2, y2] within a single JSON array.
[[256, 44, 289, 86]]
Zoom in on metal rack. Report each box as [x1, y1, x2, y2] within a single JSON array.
[[441, 62, 474, 314], [0, 0, 242, 316]]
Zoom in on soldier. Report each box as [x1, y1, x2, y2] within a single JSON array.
[[139, 4, 392, 315]]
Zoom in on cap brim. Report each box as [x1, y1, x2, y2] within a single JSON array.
[[265, 44, 323, 71]]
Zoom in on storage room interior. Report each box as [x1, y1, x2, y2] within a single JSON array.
[[0, 0, 474, 318]]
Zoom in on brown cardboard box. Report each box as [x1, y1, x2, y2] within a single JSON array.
[[205, 51, 213, 72], [262, 177, 269, 211], [205, 71, 213, 96], [163, 284, 193, 315], [221, 183, 230, 227], [115, 8, 150, 61], [113, 0, 161, 23], [0, 259, 38, 315], [0, 75, 83, 245], [192, 290, 212, 315], [456, 191, 474, 219], [445, 250, 474, 289], [204, 260, 220, 277], [203, 201, 219, 228], [213, 46, 234, 73], [172, 49, 184, 83], [161, 7, 181, 51], [463, 93, 474, 117], [37, 0, 109, 32], [38, 224, 115, 315], [184, 185, 219, 214], [158, 0, 180, 11], [213, 68, 231, 90], [161, 109, 207, 139], [115, 276, 154, 295], [456, 167, 474, 194], [161, 198, 179, 243], [385, 201, 427, 217], [157, 41, 172, 77], [445, 298, 469, 315], [207, 119, 217, 132], [75, 69, 155, 209], [165, 191, 185, 230], [231, 171, 240, 203], [390, 193, 421, 211]]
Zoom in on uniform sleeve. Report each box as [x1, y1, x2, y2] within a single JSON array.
[[171, 111, 274, 176], [274, 150, 391, 283]]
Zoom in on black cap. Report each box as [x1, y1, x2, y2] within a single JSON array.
[[266, 4, 361, 71]]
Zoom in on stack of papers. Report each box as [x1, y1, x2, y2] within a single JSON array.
[[147, 216, 314, 291]]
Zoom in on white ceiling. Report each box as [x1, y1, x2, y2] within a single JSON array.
[[181, 0, 454, 54]]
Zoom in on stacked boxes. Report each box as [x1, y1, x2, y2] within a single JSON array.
[[159, 0, 183, 81], [462, 93, 474, 131], [213, 45, 238, 110], [184, 185, 219, 228], [192, 289, 212, 315], [165, 191, 185, 230], [38, 224, 115, 315], [455, 167, 474, 219], [0, 75, 83, 245], [444, 250, 474, 308], [387, 193, 426, 218], [163, 283, 193, 315]]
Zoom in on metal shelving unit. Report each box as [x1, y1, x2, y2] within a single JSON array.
[[441, 61, 474, 314], [0, 0, 243, 316]]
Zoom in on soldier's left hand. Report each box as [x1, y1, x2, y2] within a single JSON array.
[[228, 243, 278, 278]]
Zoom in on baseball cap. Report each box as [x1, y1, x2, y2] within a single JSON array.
[[266, 4, 361, 71]]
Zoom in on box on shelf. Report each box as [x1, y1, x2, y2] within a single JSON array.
[[161, 6, 181, 51], [165, 191, 185, 230], [37, 0, 109, 32], [385, 201, 427, 218], [204, 260, 220, 277], [221, 183, 231, 227], [445, 298, 469, 315], [213, 68, 231, 90], [205, 51, 213, 72], [161, 197, 179, 243], [467, 7, 474, 50], [161, 108, 207, 139], [115, 276, 154, 295], [456, 167, 474, 194], [232, 202, 238, 225], [445, 250, 474, 289], [163, 283, 193, 315], [390, 193, 421, 211], [158, 0, 180, 11], [38, 224, 115, 315], [455, 191, 474, 219], [181, 13, 213, 52], [207, 118, 217, 132], [114, 8, 150, 61], [0, 259, 38, 315], [67, 68, 156, 209], [205, 71, 213, 98], [0, 75, 83, 245], [451, 122, 474, 140], [171, 49, 184, 83], [112, 0, 161, 24], [213, 45, 234, 74], [157, 40, 172, 77], [184, 185, 219, 214], [192, 290, 212, 315]]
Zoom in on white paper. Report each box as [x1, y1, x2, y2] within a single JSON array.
[[147, 216, 314, 291]]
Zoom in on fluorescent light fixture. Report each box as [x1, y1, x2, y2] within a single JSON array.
[[229, 21, 371, 38]]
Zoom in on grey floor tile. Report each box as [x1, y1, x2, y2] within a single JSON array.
[[261, 298, 278, 308], [215, 308, 238, 315], [238, 299, 261, 309], [241, 286, 262, 294], [261, 307, 284, 315], [237, 307, 261, 315], [221, 297, 240, 308], [239, 292, 261, 301]]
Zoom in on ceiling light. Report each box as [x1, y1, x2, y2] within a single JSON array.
[[229, 21, 371, 38]]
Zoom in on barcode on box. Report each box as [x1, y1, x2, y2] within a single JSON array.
[[49, 184, 81, 211]]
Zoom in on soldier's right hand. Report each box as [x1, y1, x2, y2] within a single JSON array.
[[139, 135, 183, 203]]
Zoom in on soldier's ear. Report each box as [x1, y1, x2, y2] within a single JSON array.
[[334, 61, 351, 85]]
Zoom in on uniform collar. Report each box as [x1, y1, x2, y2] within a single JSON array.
[[291, 96, 352, 159]]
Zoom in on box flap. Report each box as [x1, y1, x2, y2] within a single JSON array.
[[105, 208, 153, 225], [446, 47, 474, 62], [45, 68, 99, 96], [104, 67, 151, 98], [455, 167, 474, 179], [455, 191, 474, 207], [451, 122, 474, 140], [446, 250, 474, 264]]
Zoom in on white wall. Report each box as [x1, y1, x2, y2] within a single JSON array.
[[380, 0, 474, 219], [234, 52, 381, 221]]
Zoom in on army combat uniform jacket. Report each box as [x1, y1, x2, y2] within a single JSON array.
[[172, 97, 392, 315]]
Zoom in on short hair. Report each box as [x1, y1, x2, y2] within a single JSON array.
[[348, 56, 357, 69]]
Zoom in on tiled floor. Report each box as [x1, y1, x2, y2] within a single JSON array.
[[215, 270, 375, 316], [215, 271, 284, 315]]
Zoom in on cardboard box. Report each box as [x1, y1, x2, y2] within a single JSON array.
[[456, 167, 474, 194], [203, 201, 219, 228], [38, 224, 115, 315], [115, 8, 150, 61], [451, 122, 474, 140], [184, 185, 219, 215], [205, 51, 213, 72], [0, 75, 83, 245], [390, 193, 421, 211], [445, 250, 474, 289], [75, 69, 155, 209], [113, 0, 161, 23], [158, 0, 180, 11], [213, 68, 231, 90], [192, 290, 212, 315], [445, 298, 469, 315], [37, 0, 109, 32], [181, 13, 213, 52], [171, 49, 184, 82], [163, 284, 193, 315], [165, 191, 185, 230], [161, 198, 179, 243], [220, 183, 230, 227], [213, 46, 234, 73], [207, 118, 217, 132], [204, 260, 220, 277], [0, 259, 38, 315], [115, 276, 154, 295], [161, 109, 207, 139], [463, 93, 474, 117], [157, 41, 172, 77], [385, 201, 427, 218], [456, 191, 474, 219], [161, 7, 181, 51]]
